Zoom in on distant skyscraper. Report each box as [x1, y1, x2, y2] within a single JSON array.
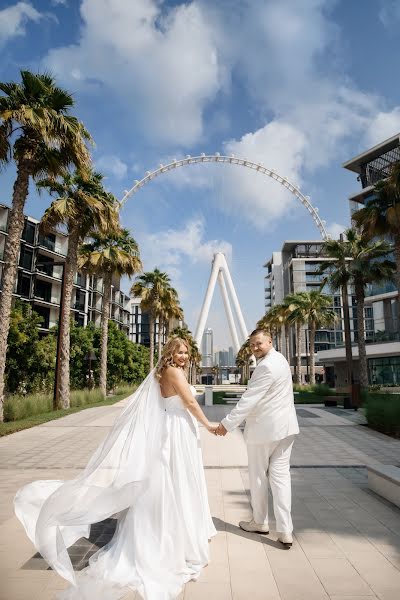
[[214, 347, 236, 366], [201, 328, 213, 367], [228, 346, 235, 366]]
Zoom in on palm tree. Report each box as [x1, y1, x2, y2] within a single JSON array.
[[39, 170, 119, 408], [317, 236, 354, 392], [131, 269, 172, 370], [0, 71, 91, 421], [169, 325, 200, 383], [157, 285, 183, 358], [284, 293, 308, 384], [284, 291, 336, 384], [236, 338, 252, 383], [258, 304, 286, 356], [163, 298, 184, 340], [352, 161, 400, 329], [319, 229, 395, 388], [79, 228, 142, 397]]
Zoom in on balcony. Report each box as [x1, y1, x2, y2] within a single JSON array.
[[38, 235, 68, 257]]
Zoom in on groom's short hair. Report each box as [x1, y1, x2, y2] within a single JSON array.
[[249, 328, 272, 340]]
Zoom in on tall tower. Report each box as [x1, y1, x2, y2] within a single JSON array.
[[201, 328, 213, 367]]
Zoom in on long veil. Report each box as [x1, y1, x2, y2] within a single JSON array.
[[14, 370, 190, 600]]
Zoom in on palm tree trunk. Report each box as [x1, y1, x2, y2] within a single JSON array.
[[58, 229, 79, 409], [280, 326, 285, 357], [395, 234, 400, 334], [0, 161, 30, 421], [149, 313, 155, 371], [285, 324, 290, 362], [309, 322, 316, 385], [355, 280, 368, 389], [157, 316, 163, 358], [295, 322, 302, 384], [341, 283, 353, 390], [99, 271, 112, 398], [275, 329, 280, 352], [165, 320, 170, 340]]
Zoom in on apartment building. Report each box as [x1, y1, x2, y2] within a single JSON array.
[[128, 297, 182, 348], [316, 134, 400, 386], [264, 241, 348, 383], [0, 203, 130, 334]]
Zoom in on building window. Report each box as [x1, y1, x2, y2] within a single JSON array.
[[22, 221, 36, 244], [34, 280, 52, 303], [74, 312, 85, 327], [17, 273, 31, 298], [39, 233, 56, 252], [19, 247, 33, 271], [33, 304, 50, 329]]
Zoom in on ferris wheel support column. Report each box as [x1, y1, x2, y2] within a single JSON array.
[[194, 255, 220, 348], [218, 271, 240, 353], [218, 254, 248, 344]]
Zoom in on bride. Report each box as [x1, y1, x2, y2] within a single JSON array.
[[14, 337, 218, 599]]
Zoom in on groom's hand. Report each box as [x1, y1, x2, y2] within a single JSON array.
[[216, 423, 227, 436]]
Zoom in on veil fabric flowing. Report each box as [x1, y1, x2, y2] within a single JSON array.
[[14, 370, 195, 600]]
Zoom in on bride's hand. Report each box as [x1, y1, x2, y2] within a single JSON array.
[[206, 422, 219, 435]]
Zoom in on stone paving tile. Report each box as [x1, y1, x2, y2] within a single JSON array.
[[309, 557, 374, 596], [1, 398, 400, 599]]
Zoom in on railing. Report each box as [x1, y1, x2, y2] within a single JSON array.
[[334, 330, 399, 346]]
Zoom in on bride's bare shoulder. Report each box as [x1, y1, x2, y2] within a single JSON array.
[[163, 366, 185, 382]]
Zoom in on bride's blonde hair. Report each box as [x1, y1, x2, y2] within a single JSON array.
[[155, 337, 191, 381]]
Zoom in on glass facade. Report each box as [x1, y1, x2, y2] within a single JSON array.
[[369, 356, 400, 385]]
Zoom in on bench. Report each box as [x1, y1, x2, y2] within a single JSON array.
[[367, 464, 400, 509], [324, 395, 352, 408]]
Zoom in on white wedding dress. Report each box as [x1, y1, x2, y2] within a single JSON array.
[[14, 371, 216, 600]]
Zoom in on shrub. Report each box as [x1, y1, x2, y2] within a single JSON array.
[[365, 393, 400, 438], [3, 393, 52, 421], [3, 383, 136, 422], [368, 384, 382, 392], [293, 383, 334, 395]]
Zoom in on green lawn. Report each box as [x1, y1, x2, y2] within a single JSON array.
[[0, 386, 136, 437]]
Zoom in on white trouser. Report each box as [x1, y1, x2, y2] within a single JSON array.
[[247, 435, 295, 534]]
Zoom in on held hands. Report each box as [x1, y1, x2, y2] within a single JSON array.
[[206, 422, 227, 436], [215, 423, 227, 436], [207, 423, 228, 436]]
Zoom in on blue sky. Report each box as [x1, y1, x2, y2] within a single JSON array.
[[1, 0, 400, 349]]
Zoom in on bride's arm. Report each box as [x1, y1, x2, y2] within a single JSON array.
[[166, 367, 217, 432]]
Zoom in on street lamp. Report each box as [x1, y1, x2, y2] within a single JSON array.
[[84, 350, 97, 389], [305, 328, 309, 383]]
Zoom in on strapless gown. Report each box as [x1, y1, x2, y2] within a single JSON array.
[[14, 378, 216, 600]]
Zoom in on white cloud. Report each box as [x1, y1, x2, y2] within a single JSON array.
[[145, 0, 400, 229], [326, 222, 346, 240], [42, 0, 400, 231], [378, 0, 400, 29], [363, 108, 400, 148], [96, 154, 128, 180], [142, 217, 232, 270], [0, 1, 42, 46], [221, 121, 307, 227], [45, 0, 222, 145]]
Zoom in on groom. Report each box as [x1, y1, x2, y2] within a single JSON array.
[[216, 329, 299, 548]]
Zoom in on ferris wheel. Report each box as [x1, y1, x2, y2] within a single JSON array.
[[119, 153, 329, 240]]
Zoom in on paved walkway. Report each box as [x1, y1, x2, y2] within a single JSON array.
[[0, 401, 399, 599]]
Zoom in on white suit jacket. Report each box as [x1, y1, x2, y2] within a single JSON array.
[[221, 348, 299, 444]]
